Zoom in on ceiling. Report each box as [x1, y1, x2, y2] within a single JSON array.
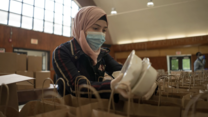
[[93, 0, 208, 45]]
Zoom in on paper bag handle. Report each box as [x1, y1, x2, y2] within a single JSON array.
[[75, 76, 91, 97], [41, 78, 56, 100], [32, 91, 66, 117], [108, 83, 132, 117], [184, 91, 208, 117], [98, 76, 104, 82], [156, 75, 169, 106], [77, 85, 104, 117], [0, 83, 9, 115], [55, 78, 66, 98]]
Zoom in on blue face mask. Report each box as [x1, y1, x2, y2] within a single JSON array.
[[86, 32, 106, 51], [199, 56, 203, 60]]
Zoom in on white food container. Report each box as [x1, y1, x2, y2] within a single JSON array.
[[117, 50, 142, 89], [132, 58, 158, 97]]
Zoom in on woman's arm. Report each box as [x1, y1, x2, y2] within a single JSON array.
[[53, 46, 112, 93]]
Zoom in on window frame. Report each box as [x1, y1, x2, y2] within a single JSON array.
[[0, 0, 80, 37]]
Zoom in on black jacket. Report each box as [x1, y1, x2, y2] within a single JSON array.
[[52, 38, 122, 99]]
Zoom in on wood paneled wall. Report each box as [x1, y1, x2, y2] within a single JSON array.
[[117, 56, 168, 71], [0, 24, 73, 79], [112, 36, 208, 53], [112, 36, 208, 72]]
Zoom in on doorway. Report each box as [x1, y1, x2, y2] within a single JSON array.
[[13, 48, 50, 71], [167, 55, 192, 73]]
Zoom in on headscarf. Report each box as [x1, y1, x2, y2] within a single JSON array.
[[72, 6, 108, 65]]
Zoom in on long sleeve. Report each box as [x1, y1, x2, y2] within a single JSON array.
[[53, 46, 112, 94], [202, 59, 206, 67], [194, 60, 199, 71], [104, 54, 123, 76]]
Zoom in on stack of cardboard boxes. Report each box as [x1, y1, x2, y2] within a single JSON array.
[[0, 52, 51, 90]]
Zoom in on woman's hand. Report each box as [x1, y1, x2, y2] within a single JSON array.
[[111, 73, 132, 98], [102, 73, 113, 81], [110, 73, 123, 89], [103, 76, 113, 81]]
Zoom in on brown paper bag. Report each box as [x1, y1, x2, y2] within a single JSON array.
[[141, 95, 182, 107], [0, 84, 19, 117], [0, 83, 18, 111], [123, 82, 181, 117], [0, 106, 19, 117], [92, 84, 160, 117], [19, 78, 69, 117], [181, 110, 208, 117], [46, 77, 109, 117], [0, 112, 6, 117], [28, 108, 75, 117], [182, 92, 208, 117], [19, 92, 67, 117], [123, 103, 181, 117], [44, 77, 109, 106]]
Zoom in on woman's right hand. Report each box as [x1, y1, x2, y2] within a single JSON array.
[[110, 73, 123, 89], [111, 73, 132, 98]]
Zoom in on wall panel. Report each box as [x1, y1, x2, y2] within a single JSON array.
[[115, 51, 131, 59], [0, 24, 72, 80], [136, 50, 160, 57], [199, 46, 208, 54], [112, 36, 208, 52]]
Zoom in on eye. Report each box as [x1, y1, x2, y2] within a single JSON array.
[[103, 29, 106, 33], [93, 27, 99, 30]]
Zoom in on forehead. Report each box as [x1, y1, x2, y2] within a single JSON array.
[[93, 20, 107, 27]]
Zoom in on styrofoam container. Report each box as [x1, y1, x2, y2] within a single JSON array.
[[132, 59, 158, 97], [117, 50, 142, 89]]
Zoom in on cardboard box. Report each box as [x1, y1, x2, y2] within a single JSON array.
[[27, 56, 42, 72], [16, 71, 34, 84], [16, 54, 27, 71], [35, 71, 51, 89], [0, 53, 17, 73], [0, 74, 34, 110], [16, 81, 34, 91]]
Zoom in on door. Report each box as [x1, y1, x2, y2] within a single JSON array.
[[169, 56, 191, 71]]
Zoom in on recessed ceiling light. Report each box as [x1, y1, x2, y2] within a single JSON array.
[[111, 8, 117, 15], [147, 0, 154, 7]]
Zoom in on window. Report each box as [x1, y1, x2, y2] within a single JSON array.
[[22, 16, 32, 29], [45, 0, 54, 11], [23, 0, 33, 5], [0, 11, 8, 24], [0, 0, 80, 37], [34, 7, 44, 20], [22, 4, 33, 17], [35, 0, 44, 8], [169, 56, 192, 71], [72, 1, 79, 18], [33, 19, 43, 31], [171, 59, 179, 70], [44, 22, 53, 33], [9, 13, 21, 27], [0, 0, 9, 11], [10, 0, 22, 14], [182, 58, 191, 70]]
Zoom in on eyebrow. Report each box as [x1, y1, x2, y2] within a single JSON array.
[[93, 24, 108, 29]]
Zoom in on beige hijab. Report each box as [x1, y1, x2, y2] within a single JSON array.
[[72, 6, 108, 65]]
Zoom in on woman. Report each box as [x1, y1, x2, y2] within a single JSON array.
[[52, 6, 123, 99]]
